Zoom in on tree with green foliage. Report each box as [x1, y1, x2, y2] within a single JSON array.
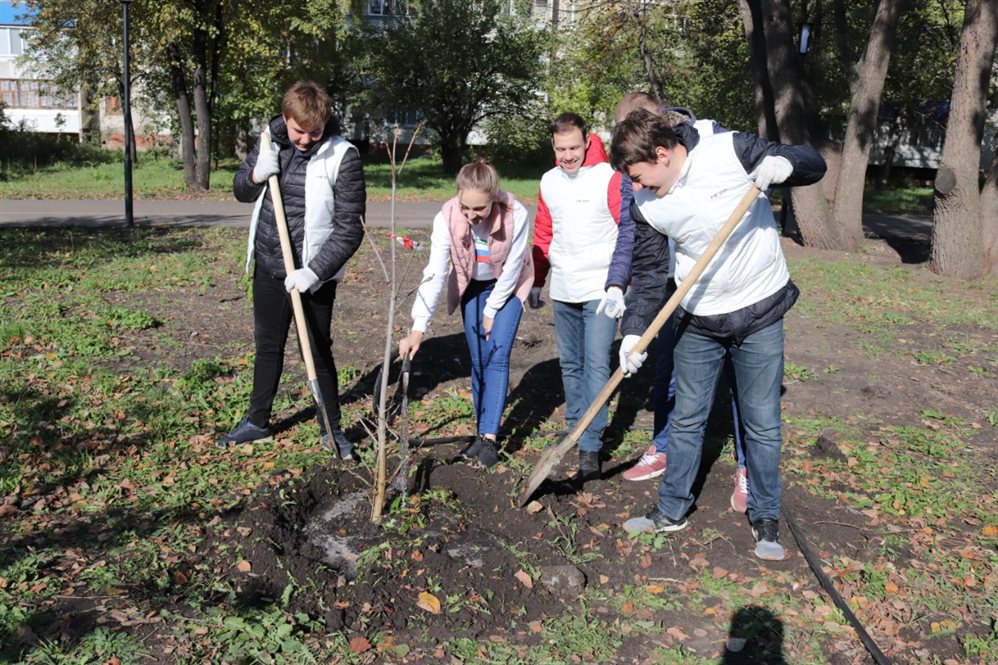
[[25, 0, 359, 192], [362, 0, 545, 174]]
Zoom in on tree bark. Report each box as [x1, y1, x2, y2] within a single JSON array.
[[736, 0, 779, 139], [930, 0, 998, 278], [192, 9, 212, 192], [193, 62, 211, 191], [832, 0, 904, 252], [750, 0, 841, 250], [438, 131, 466, 175], [169, 57, 197, 189]]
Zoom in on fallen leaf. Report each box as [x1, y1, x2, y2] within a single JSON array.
[[981, 525, 997, 537], [349, 636, 371, 653], [416, 591, 441, 614], [514, 569, 533, 589]]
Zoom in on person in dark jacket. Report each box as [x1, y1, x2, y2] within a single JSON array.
[[599, 93, 750, 515], [611, 108, 826, 560], [219, 80, 366, 457]]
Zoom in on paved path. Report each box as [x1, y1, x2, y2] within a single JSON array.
[[0, 198, 455, 229]]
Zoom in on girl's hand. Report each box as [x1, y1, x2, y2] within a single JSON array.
[[482, 316, 494, 340], [399, 331, 423, 360]]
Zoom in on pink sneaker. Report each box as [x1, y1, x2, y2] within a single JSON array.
[[731, 467, 749, 513], [622, 446, 667, 481]]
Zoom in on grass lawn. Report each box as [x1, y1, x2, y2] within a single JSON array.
[[0, 149, 933, 214], [0, 152, 546, 202], [1, 224, 995, 663]]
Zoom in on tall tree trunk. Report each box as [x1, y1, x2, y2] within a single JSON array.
[[170, 59, 197, 189], [193, 62, 211, 191], [737, 0, 779, 139], [982, 148, 998, 273], [192, 14, 212, 192], [632, 1, 665, 102], [930, 0, 998, 278], [748, 0, 840, 250], [831, 0, 904, 252], [438, 131, 465, 175]]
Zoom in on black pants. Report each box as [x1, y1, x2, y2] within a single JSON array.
[[247, 269, 340, 430]]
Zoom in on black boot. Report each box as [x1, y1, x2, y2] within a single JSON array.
[[576, 450, 602, 485]]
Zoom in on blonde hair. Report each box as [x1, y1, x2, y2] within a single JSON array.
[[281, 80, 331, 129], [456, 159, 501, 198]]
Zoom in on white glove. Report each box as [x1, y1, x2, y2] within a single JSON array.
[[595, 286, 626, 319], [749, 155, 792, 191], [619, 334, 646, 378], [528, 286, 543, 309], [252, 144, 279, 184], [284, 267, 319, 293]]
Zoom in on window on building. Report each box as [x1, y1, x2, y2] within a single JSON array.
[[0, 78, 75, 108], [367, 0, 409, 16], [0, 27, 29, 56]]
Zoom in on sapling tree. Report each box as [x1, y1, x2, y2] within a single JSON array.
[[367, 124, 424, 522]]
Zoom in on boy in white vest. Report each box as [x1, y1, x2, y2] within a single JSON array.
[[611, 108, 826, 560], [532, 113, 622, 484], [220, 81, 366, 456]]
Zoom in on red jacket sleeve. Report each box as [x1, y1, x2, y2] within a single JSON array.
[[532, 187, 553, 287], [607, 171, 622, 224]]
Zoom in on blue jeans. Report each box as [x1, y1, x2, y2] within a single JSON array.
[[652, 326, 746, 468], [657, 319, 784, 522], [461, 280, 523, 437], [553, 299, 619, 452]]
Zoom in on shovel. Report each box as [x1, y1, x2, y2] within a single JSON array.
[[260, 130, 340, 457], [519, 185, 762, 505]]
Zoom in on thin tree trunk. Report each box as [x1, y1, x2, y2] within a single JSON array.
[[193, 63, 211, 191], [749, 0, 841, 249], [170, 60, 197, 189], [737, 0, 778, 139], [930, 0, 998, 278], [632, 1, 665, 102], [832, 0, 904, 252]]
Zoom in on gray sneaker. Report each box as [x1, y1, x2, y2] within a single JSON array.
[[217, 418, 272, 448], [321, 429, 354, 460], [752, 518, 785, 560], [623, 507, 688, 534]]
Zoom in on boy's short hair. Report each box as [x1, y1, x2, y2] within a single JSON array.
[[281, 80, 332, 129], [549, 112, 588, 138], [456, 158, 501, 198], [610, 108, 683, 172], [614, 91, 662, 123]]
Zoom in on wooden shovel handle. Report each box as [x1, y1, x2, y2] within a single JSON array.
[[260, 131, 320, 383], [564, 185, 762, 445]]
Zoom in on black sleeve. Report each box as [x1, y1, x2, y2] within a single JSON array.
[[732, 132, 827, 187], [307, 148, 367, 281], [621, 203, 670, 337], [233, 136, 267, 203]]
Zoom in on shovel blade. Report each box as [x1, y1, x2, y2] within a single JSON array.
[[519, 433, 578, 506], [309, 378, 340, 459]]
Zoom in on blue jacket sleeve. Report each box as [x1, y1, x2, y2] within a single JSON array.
[[732, 132, 827, 187], [620, 202, 671, 337], [604, 175, 634, 290]]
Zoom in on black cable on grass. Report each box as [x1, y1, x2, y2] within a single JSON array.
[[783, 505, 893, 665]]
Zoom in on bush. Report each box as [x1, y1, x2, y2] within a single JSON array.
[[0, 102, 119, 178], [476, 108, 552, 175]]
